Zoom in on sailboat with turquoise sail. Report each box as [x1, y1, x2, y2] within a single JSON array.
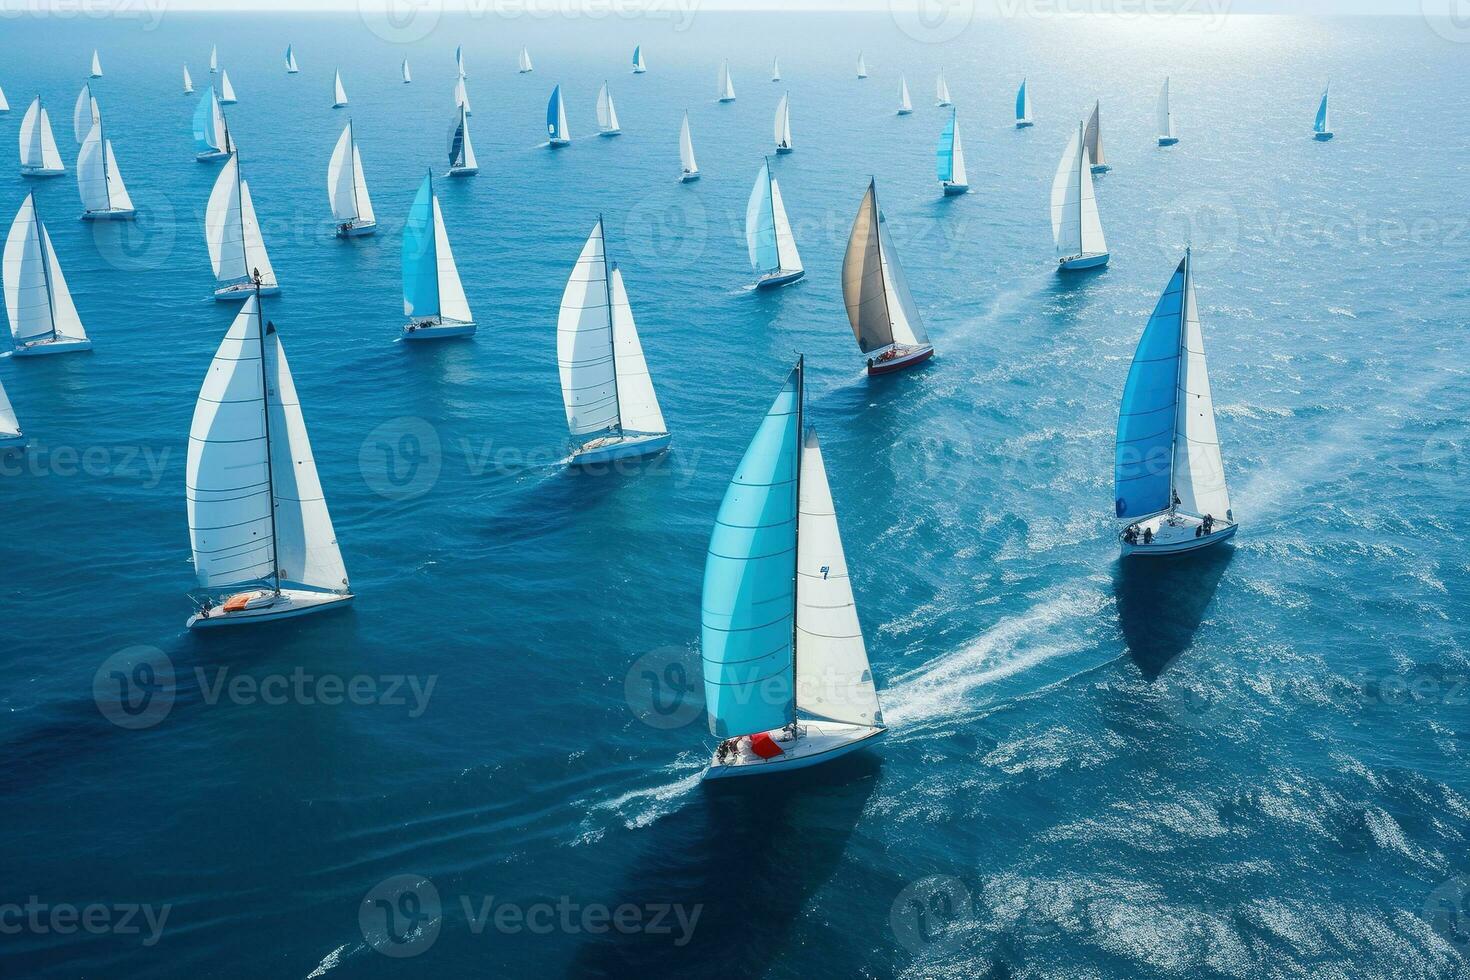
[[746, 158, 803, 289], [4, 193, 91, 356], [1313, 83, 1333, 140], [401, 172, 474, 339], [1015, 77, 1033, 127], [19, 98, 65, 176], [556, 217, 670, 466], [702, 356, 886, 779], [186, 280, 353, 629], [285, 44, 299, 73], [1157, 78, 1178, 145], [632, 45, 647, 73], [1050, 121, 1108, 270], [773, 92, 792, 153], [842, 179, 934, 374], [192, 87, 232, 162], [447, 103, 478, 175], [205, 152, 279, 300], [546, 84, 570, 146], [0, 374, 23, 449], [77, 121, 136, 220], [678, 111, 699, 182], [1084, 100, 1110, 173], [327, 120, 376, 236], [1115, 249, 1236, 556], [936, 108, 967, 195]]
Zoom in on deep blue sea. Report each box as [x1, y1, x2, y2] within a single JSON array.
[[3, 9, 1469, 978]]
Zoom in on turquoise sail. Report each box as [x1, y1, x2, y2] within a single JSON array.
[[936, 111, 956, 182], [744, 161, 779, 274], [1314, 91, 1329, 133], [401, 175, 439, 318], [1015, 79, 1027, 120], [191, 89, 218, 154], [546, 84, 564, 140], [632, 45, 641, 67], [1114, 258, 1185, 518], [701, 365, 801, 738]]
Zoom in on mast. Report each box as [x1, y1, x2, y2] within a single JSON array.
[[765, 157, 781, 271], [426, 171, 441, 324], [1167, 247, 1190, 513], [789, 354, 804, 729], [1076, 123, 1084, 247], [233, 151, 249, 279], [348, 119, 360, 220], [32, 196, 58, 341], [99, 122, 113, 210], [253, 272, 281, 595], [598, 214, 623, 435]]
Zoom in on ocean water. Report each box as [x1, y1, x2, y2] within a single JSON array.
[[3, 9, 1469, 978]]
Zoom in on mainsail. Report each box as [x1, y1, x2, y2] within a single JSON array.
[[717, 60, 736, 101], [596, 82, 620, 134], [936, 71, 951, 106], [19, 99, 64, 172], [327, 121, 374, 224], [841, 180, 929, 353], [936, 109, 967, 187], [774, 93, 792, 150], [401, 174, 471, 325], [73, 83, 100, 144], [898, 75, 912, 113], [183, 64, 194, 94], [205, 153, 276, 290], [679, 112, 698, 175], [332, 70, 348, 107], [1157, 78, 1175, 141], [1049, 123, 1106, 259], [4, 194, 88, 347], [519, 47, 533, 73], [77, 122, 135, 215], [220, 69, 237, 104]]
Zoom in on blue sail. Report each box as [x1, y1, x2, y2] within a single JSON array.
[[1314, 92, 1329, 133], [191, 89, 218, 153], [1015, 79, 1027, 120], [401, 175, 439, 319], [546, 85, 563, 139], [632, 45, 641, 67], [701, 366, 801, 738], [1114, 259, 1185, 518], [744, 162, 779, 274], [936, 111, 956, 182]]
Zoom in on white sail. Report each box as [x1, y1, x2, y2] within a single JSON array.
[[72, 84, 100, 144], [679, 111, 698, 175], [717, 60, 735, 101], [286, 46, 299, 73], [332, 70, 348, 107], [327, 122, 373, 223], [609, 265, 665, 435], [183, 64, 194, 94], [1157, 77, 1174, 140], [519, 47, 533, 73], [449, 105, 478, 170], [1051, 124, 1105, 257], [4, 195, 87, 345], [898, 75, 912, 113], [1172, 256, 1230, 520], [19, 99, 64, 172], [795, 429, 881, 728], [209, 45, 217, 73], [774, 93, 792, 149], [206, 155, 276, 287], [220, 69, 237, 103], [78, 123, 134, 214], [771, 56, 780, 82], [770, 174, 802, 274], [856, 52, 867, 78], [877, 212, 926, 347], [456, 44, 466, 78], [0, 86, 10, 112], [401, 58, 412, 83], [454, 76, 471, 115], [238, 180, 275, 286], [90, 50, 102, 77], [596, 82, 620, 133], [950, 117, 968, 186], [936, 71, 951, 106], [557, 221, 619, 437], [430, 197, 470, 322], [0, 375, 19, 438]]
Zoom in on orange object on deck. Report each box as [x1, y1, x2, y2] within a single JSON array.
[[222, 593, 255, 612], [749, 732, 784, 759]]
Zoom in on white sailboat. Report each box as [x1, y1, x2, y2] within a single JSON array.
[[454, 76, 472, 115], [773, 92, 792, 153], [936, 107, 968, 195], [185, 287, 353, 629], [77, 122, 136, 221], [702, 356, 886, 779], [0, 86, 10, 112], [1015, 77, 1033, 127], [1050, 121, 1109, 270], [556, 217, 670, 466], [72, 83, 100, 144], [205, 152, 279, 300], [401, 58, 412, 84], [518, 46, 533, 74], [219, 68, 237, 104], [332, 70, 348, 108], [191, 87, 233, 162], [0, 374, 23, 448], [935, 70, 951, 107], [1114, 249, 1236, 556], [546, 84, 570, 146], [770, 56, 780, 82], [746, 158, 803, 289], [19, 99, 64, 176], [209, 44, 217, 73], [285, 44, 299, 73], [596, 81, 621, 136], [632, 45, 647, 73], [183, 64, 194, 95], [90, 50, 102, 78], [447, 103, 478, 175], [678, 111, 699, 182], [401, 172, 474, 339], [1313, 82, 1333, 140], [1157, 77, 1178, 145], [327, 120, 376, 236], [897, 74, 912, 115], [856, 52, 868, 79], [4, 194, 91, 356], [842, 179, 934, 374], [717, 60, 736, 102], [1083, 100, 1110, 173]]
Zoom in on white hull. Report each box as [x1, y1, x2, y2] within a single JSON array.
[[402, 319, 476, 340], [704, 721, 886, 780], [82, 208, 137, 221], [335, 220, 377, 238], [1059, 252, 1109, 271], [448, 166, 479, 176], [12, 337, 92, 356], [569, 432, 671, 466], [679, 171, 700, 183], [215, 282, 280, 301], [20, 167, 65, 177], [187, 588, 354, 629], [1120, 512, 1237, 557], [600, 129, 621, 137]]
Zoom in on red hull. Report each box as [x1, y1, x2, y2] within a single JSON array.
[[866, 345, 934, 375]]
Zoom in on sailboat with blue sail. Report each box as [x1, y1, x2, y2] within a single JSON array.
[[546, 84, 570, 146], [19, 98, 65, 176], [1050, 121, 1108, 270], [4, 193, 92, 356], [401, 173, 474, 339], [632, 45, 647, 73], [1313, 83, 1333, 140], [701, 356, 886, 779], [746, 158, 804, 289], [1115, 249, 1236, 556], [205, 152, 279, 300], [327, 120, 375, 236], [447, 103, 478, 175], [192, 87, 232, 162], [556, 217, 670, 466], [842, 179, 934, 374], [285, 44, 299, 73], [936, 108, 967, 195], [1015, 77, 1033, 127]]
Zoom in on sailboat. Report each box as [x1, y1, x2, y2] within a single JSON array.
[[185, 285, 353, 629], [746, 158, 804, 289], [717, 60, 736, 102], [456, 44, 466, 78], [632, 45, 647, 73], [701, 356, 886, 779], [4, 194, 91, 356], [1015, 77, 1033, 127], [454, 76, 472, 115], [842, 179, 934, 374], [205, 152, 279, 300], [935, 70, 951, 107], [285, 44, 299, 73], [773, 92, 792, 153], [0, 375, 23, 449], [1084, 101, 1110, 173], [192, 87, 233, 162], [1050, 121, 1108, 270], [327, 120, 376, 236], [72, 83, 100, 144], [1114, 249, 1236, 555], [770, 56, 780, 82], [897, 74, 912, 115], [936, 108, 968, 195], [90, 50, 102, 78], [1157, 78, 1178, 145], [678, 111, 699, 182], [19, 99, 65, 176], [332, 70, 348, 108], [556, 217, 670, 466], [209, 44, 217, 73], [856, 52, 868, 78], [183, 64, 194, 95], [518, 46, 533, 74], [401, 173, 474, 339], [447, 103, 478, 175], [77, 121, 136, 220], [546, 84, 570, 146], [1313, 83, 1333, 140], [219, 68, 237, 105], [0, 85, 10, 112], [401, 58, 412, 84], [596, 81, 621, 136]]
